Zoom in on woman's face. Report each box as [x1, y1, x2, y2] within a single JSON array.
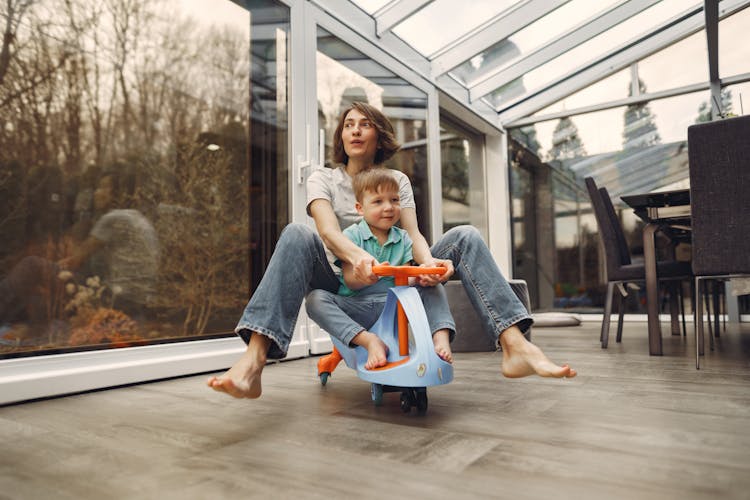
[[341, 108, 380, 164]]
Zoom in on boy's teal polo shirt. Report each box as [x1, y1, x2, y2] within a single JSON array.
[[336, 219, 413, 297]]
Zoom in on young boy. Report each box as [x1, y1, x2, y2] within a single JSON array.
[[305, 168, 454, 370]]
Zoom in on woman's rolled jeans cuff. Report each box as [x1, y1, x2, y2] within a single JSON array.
[[234, 223, 340, 360], [235, 325, 290, 360]]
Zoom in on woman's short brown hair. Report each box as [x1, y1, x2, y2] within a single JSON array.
[[352, 168, 400, 203], [332, 102, 401, 165]]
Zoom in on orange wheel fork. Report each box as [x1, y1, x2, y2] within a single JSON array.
[[317, 347, 343, 376]]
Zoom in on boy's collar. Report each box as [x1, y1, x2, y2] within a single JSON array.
[[356, 218, 401, 245]]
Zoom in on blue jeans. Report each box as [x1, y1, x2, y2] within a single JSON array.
[[304, 285, 456, 348], [234, 224, 339, 359], [431, 226, 532, 341], [235, 224, 531, 358]]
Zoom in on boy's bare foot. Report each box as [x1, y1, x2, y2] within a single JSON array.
[[432, 329, 453, 363], [206, 332, 270, 399], [352, 331, 388, 370], [499, 326, 576, 379]]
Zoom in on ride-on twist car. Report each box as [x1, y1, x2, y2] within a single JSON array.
[[316, 265, 454, 415]]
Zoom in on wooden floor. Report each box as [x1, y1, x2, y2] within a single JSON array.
[[2, 321, 750, 500]]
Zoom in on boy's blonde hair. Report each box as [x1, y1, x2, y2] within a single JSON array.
[[352, 168, 400, 203]]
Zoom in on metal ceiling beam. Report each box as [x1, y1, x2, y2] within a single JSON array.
[[430, 0, 570, 77], [375, 0, 435, 37], [469, 0, 661, 101], [497, 0, 750, 125], [704, 0, 721, 118], [434, 74, 502, 127], [507, 81, 710, 127]]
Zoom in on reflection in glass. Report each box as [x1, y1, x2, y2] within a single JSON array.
[[440, 119, 487, 237], [720, 82, 750, 117], [0, 0, 290, 357], [450, 40, 520, 86], [485, 77, 527, 112], [551, 175, 599, 312], [509, 155, 540, 309], [315, 29, 431, 239], [510, 138, 605, 313], [508, 89, 712, 312]]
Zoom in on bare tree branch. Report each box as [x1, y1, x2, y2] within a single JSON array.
[[0, 0, 34, 86]]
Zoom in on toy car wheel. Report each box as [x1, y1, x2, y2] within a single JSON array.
[[320, 372, 329, 386], [371, 383, 384, 406], [400, 391, 412, 413], [415, 389, 428, 415]]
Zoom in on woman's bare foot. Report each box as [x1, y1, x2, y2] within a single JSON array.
[[432, 329, 453, 363], [206, 332, 270, 398], [352, 331, 388, 370], [499, 326, 576, 379]]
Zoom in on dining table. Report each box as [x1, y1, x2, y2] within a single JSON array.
[[620, 189, 691, 356]]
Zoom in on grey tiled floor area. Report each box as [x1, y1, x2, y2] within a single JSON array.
[[1, 321, 749, 499]]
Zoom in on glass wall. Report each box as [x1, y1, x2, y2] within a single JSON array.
[[0, 0, 290, 357], [510, 88, 712, 312], [315, 28, 431, 239], [440, 117, 487, 237], [508, 6, 750, 313]]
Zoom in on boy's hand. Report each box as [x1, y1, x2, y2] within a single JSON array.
[[417, 258, 454, 286]]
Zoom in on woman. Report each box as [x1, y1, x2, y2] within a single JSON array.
[[208, 102, 575, 399]]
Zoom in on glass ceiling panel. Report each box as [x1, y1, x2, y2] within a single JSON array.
[[637, 30, 707, 94], [450, 0, 620, 86], [719, 6, 750, 77], [391, 0, 520, 57], [487, 0, 694, 110], [532, 68, 631, 117]]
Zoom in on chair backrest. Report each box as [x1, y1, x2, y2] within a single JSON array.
[[599, 186, 632, 267], [585, 177, 630, 278], [688, 115, 750, 275]]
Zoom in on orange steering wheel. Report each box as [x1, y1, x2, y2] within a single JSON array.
[[371, 264, 446, 286]]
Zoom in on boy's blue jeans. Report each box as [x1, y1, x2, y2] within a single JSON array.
[[304, 285, 455, 348], [235, 224, 532, 359]]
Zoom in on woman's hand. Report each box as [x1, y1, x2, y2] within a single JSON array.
[[417, 258, 454, 287], [351, 249, 379, 286]]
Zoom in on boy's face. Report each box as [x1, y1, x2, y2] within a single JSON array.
[[356, 186, 401, 235]]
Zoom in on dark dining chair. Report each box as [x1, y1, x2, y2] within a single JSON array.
[[687, 115, 750, 369], [585, 177, 692, 348]]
